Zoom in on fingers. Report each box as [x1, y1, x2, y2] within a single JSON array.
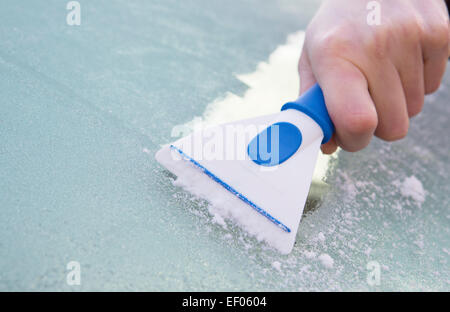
[[394, 44, 425, 117], [299, 48, 338, 154], [297, 0, 448, 155], [420, 2, 450, 94], [320, 135, 338, 154], [298, 49, 317, 95], [312, 57, 378, 152], [366, 60, 410, 141], [423, 46, 449, 94], [299, 50, 376, 153]]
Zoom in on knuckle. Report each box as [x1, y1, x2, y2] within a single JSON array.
[[311, 24, 358, 58], [341, 111, 378, 137], [401, 18, 426, 42], [432, 29, 449, 49], [340, 138, 371, 153], [407, 98, 424, 118], [405, 89, 425, 117], [365, 26, 391, 59], [342, 142, 369, 153], [425, 83, 440, 94], [425, 77, 443, 94], [426, 21, 449, 48], [377, 121, 409, 142], [408, 107, 422, 118], [337, 132, 373, 152]]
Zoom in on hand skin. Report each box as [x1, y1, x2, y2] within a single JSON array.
[[299, 0, 450, 154]]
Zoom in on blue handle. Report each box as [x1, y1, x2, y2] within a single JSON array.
[[247, 83, 335, 167], [281, 83, 335, 144]]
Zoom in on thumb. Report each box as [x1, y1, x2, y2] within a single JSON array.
[[298, 49, 317, 95], [298, 49, 338, 154]]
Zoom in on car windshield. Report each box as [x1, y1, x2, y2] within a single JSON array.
[[1, 0, 448, 291]]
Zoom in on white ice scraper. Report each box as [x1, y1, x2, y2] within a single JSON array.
[[155, 84, 334, 254]]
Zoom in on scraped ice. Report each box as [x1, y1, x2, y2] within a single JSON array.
[[156, 144, 300, 254], [209, 208, 227, 229]]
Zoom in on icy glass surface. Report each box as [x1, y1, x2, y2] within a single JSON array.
[[0, 0, 448, 291]]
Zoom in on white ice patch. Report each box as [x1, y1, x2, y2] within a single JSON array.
[[272, 261, 282, 271], [318, 253, 334, 269], [303, 250, 317, 259], [317, 232, 326, 242], [395, 176, 426, 205]]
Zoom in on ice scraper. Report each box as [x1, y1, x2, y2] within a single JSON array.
[[155, 83, 334, 254]]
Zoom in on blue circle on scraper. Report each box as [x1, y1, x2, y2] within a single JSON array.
[[247, 122, 302, 166]]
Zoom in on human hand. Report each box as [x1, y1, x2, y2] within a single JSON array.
[[299, 0, 449, 154]]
